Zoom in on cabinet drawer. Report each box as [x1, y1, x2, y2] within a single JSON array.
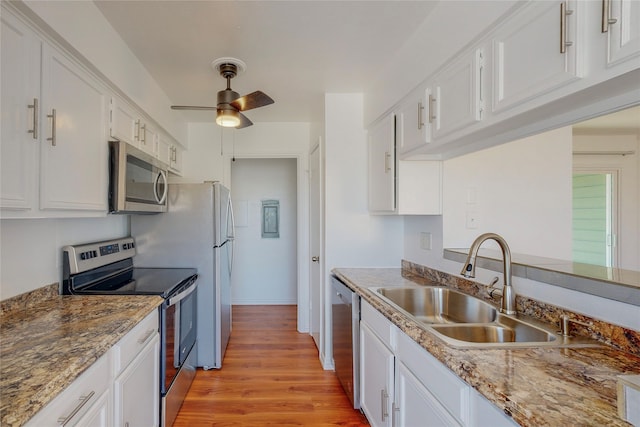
[[25, 352, 111, 427], [397, 331, 469, 424], [361, 300, 395, 350], [113, 310, 159, 375]]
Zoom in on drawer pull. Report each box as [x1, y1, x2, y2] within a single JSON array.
[[57, 390, 95, 426], [138, 328, 156, 344], [381, 389, 389, 421]]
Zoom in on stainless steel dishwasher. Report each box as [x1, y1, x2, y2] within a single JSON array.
[[331, 275, 360, 409]]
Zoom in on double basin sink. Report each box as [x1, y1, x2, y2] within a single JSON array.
[[371, 286, 597, 348]]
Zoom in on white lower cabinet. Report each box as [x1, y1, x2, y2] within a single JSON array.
[[360, 300, 516, 427], [25, 311, 160, 427], [360, 322, 395, 427], [114, 335, 160, 427], [395, 361, 461, 427]]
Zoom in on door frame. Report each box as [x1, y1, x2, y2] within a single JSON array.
[[308, 138, 323, 351], [223, 153, 310, 333]]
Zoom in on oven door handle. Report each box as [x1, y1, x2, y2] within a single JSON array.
[[167, 279, 197, 306]]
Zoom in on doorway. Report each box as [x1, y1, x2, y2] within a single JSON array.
[[230, 158, 298, 304]]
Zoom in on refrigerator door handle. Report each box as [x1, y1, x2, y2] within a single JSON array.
[[227, 198, 235, 276]]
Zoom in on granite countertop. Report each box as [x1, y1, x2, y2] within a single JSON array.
[[333, 267, 640, 427], [0, 291, 163, 427]]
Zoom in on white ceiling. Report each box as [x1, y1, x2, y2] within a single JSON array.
[[94, 0, 438, 125]]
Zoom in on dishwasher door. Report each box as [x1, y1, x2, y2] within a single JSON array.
[[331, 275, 360, 409]]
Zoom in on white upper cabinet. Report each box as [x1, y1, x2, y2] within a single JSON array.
[[368, 113, 443, 215], [431, 48, 484, 141], [1, 5, 109, 217], [0, 10, 40, 211], [397, 88, 430, 156], [39, 43, 109, 212], [110, 96, 139, 147], [491, 1, 582, 114], [605, 0, 640, 66]]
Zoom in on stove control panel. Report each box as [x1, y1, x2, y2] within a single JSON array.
[[63, 237, 137, 275]]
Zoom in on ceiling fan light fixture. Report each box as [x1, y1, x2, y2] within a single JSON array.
[[216, 108, 241, 127]]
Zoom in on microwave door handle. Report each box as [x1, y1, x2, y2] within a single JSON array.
[[154, 170, 168, 204]]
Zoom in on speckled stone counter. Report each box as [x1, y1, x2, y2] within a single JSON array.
[[333, 267, 640, 427], [0, 286, 163, 427]]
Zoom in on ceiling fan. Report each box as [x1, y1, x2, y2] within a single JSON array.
[[171, 57, 274, 129]]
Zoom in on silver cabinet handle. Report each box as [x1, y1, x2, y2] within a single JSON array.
[[417, 102, 424, 130], [137, 328, 156, 344], [140, 124, 146, 145], [428, 94, 436, 124], [381, 389, 389, 421], [560, 2, 574, 54], [28, 98, 38, 139], [47, 109, 56, 146], [134, 119, 140, 141], [57, 390, 95, 426], [601, 0, 618, 32], [384, 151, 392, 173]]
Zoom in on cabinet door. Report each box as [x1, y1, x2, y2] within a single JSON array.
[[432, 49, 483, 141], [139, 121, 158, 156], [169, 144, 183, 175], [395, 362, 462, 427], [114, 334, 160, 427], [40, 43, 108, 211], [491, 1, 581, 113], [74, 390, 112, 427], [606, 0, 640, 65], [0, 9, 40, 211], [156, 133, 172, 166], [397, 88, 430, 155], [360, 323, 394, 427], [110, 97, 139, 146], [368, 113, 396, 213]]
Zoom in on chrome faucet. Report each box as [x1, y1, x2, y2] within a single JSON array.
[[460, 233, 516, 315]]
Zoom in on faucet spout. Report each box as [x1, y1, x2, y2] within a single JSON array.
[[460, 233, 516, 315]]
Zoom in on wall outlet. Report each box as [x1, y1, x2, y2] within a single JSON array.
[[420, 232, 432, 250]]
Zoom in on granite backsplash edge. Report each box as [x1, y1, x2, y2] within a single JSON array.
[[402, 259, 640, 357], [0, 283, 59, 315]]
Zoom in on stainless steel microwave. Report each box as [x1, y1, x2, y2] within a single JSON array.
[[109, 140, 168, 214]]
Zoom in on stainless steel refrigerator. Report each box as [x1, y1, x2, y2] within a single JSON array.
[[131, 182, 235, 369]]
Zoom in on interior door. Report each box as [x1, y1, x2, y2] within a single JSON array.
[[309, 142, 322, 349]]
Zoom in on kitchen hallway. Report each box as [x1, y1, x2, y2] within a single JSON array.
[[173, 305, 369, 426]]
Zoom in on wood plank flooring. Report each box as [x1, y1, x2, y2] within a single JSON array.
[[173, 305, 369, 426]]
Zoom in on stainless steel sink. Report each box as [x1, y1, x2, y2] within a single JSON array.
[[374, 286, 497, 324], [370, 286, 599, 349], [431, 316, 556, 345]]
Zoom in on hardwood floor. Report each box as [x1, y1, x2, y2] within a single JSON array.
[[173, 305, 369, 426]]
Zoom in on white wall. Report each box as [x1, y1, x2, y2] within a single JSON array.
[[230, 158, 298, 304], [323, 93, 404, 367], [0, 216, 128, 299]]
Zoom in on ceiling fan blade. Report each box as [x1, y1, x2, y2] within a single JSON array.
[[171, 105, 217, 111], [230, 91, 274, 111], [236, 112, 253, 129]]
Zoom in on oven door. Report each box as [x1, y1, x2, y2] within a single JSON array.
[[109, 140, 168, 214], [162, 280, 197, 394]]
